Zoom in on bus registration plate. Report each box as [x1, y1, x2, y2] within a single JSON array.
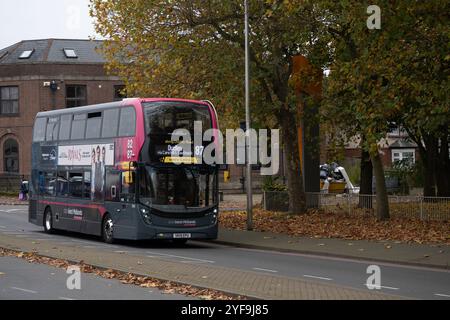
[[173, 233, 191, 239]]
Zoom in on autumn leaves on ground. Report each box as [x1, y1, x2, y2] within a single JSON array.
[[0, 248, 245, 300], [220, 207, 450, 245]]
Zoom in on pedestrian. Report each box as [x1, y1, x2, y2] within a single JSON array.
[[19, 177, 28, 201]]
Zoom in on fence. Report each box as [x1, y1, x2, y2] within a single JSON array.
[[0, 173, 30, 194], [305, 192, 450, 221]]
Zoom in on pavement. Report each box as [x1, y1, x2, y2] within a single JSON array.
[[215, 228, 450, 270], [0, 204, 449, 299], [218, 193, 450, 269]]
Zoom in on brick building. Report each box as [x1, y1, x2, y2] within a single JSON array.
[[0, 39, 125, 182], [341, 125, 419, 168]]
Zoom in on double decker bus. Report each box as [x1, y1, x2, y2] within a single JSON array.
[[29, 98, 219, 244]]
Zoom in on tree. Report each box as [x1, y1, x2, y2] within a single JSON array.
[[90, 0, 331, 214], [385, 1, 449, 197], [320, 0, 392, 219], [322, 0, 449, 219]]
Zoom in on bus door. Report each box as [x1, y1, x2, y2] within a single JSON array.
[[108, 170, 136, 239], [104, 168, 121, 220]]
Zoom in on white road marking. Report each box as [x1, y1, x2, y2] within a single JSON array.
[[303, 274, 333, 281], [60, 242, 76, 246], [146, 251, 214, 263], [364, 284, 399, 290], [0, 225, 6, 228], [82, 246, 98, 249], [435, 293, 450, 298], [0, 209, 26, 213], [252, 267, 278, 273], [70, 239, 90, 243], [10, 287, 37, 294], [59, 297, 76, 300], [379, 285, 399, 290], [234, 246, 450, 274]]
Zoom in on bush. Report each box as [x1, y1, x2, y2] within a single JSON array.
[[262, 176, 287, 191]]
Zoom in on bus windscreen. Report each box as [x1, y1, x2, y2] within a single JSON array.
[[143, 102, 212, 163]]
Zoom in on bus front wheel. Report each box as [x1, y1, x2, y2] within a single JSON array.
[[102, 214, 115, 244], [43, 207, 54, 234]]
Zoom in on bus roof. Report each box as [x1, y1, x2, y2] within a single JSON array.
[[35, 98, 211, 118]]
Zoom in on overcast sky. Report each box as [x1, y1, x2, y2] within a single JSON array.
[[0, 0, 101, 49]]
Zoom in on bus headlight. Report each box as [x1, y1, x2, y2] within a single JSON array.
[[211, 208, 218, 225], [140, 207, 152, 225]]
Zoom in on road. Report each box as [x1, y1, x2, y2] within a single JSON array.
[[0, 205, 449, 300], [0, 256, 192, 300]]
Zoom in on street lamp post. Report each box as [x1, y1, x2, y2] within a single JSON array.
[[244, 0, 253, 231]]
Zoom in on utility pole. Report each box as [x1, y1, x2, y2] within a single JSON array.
[[244, 0, 253, 231]]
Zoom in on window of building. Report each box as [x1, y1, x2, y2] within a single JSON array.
[[0, 86, 19, 115], [63, 48, 78, 58], [114, 85, 127, 101], [387, 123, 408, 137], [66, 85, 87, 108], [19, 49, 34, 59], [392, 149, 415, 165], [4, 139, 19, 173]]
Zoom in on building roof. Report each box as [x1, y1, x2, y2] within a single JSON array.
[[389, 139, 418, 149], [0, 39, 106, 65]]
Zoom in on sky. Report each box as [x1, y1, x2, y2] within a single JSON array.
[[0, 0, 101, 49]]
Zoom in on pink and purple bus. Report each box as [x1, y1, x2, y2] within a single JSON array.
[[29, 98, 219, 243]]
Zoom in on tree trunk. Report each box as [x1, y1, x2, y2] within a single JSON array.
[[422, 136, 438, 197], [280, 109, 306, 214], [370, 149, 390, 220], [436, 129, 450, 197], [359, 148, 373, 208]]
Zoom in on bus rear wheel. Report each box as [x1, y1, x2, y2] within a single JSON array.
[[102, 214, 115, 244], [43, 207, 54, 234]]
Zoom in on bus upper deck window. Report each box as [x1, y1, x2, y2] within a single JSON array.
[[33, 117, 47, 142]]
